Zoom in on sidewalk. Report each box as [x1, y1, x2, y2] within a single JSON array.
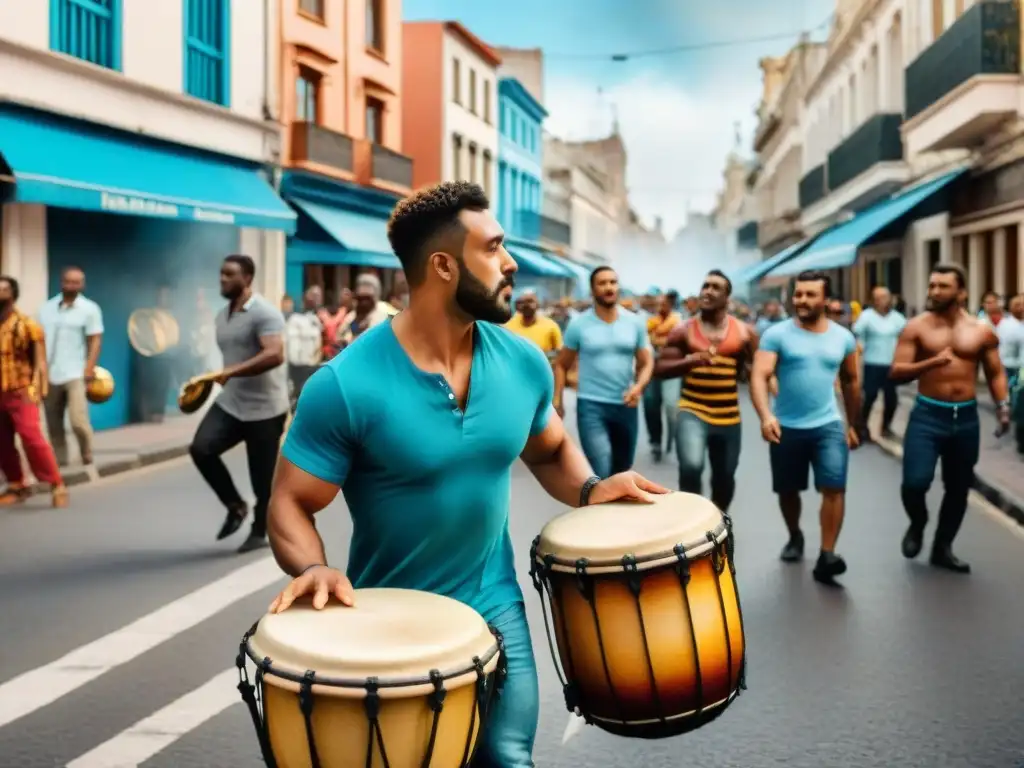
[[870, 392, 1024, 527]]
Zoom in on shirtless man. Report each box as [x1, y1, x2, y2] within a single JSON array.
[[655, 270, 756, 512], [890, 264, 1009, 573]]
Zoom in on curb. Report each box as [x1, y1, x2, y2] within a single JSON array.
[[27, 443, 191, 495], [874, 436, 1024, 527]]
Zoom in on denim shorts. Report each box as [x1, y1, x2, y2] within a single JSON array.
[[769, 420, 849, 493]]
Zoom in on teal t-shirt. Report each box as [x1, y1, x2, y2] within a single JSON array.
[[281, 320, 554, 623], [564, 308, 649, 404]]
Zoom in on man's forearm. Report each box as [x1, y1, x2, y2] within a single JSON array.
[[841, 378, 861, 426], [268, 494, 328, 577], [634, 358, 654, 390], [86, 336, 101, 369], [987, 369, 1010, 403], [225, 350, 285, 379], [889, 359, 936, 382], [750, 374, 772, 422], [525, 435, 595, 507], [553, 364, 567, 404]]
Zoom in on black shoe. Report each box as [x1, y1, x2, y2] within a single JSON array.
[[813, 551, 847, 585], [216, 504, 248, 540], [780, 532, 804, 562], [929, 546, 970, 574], [652, 447, 663, 463], [237, 533, 268, 554], [901, 525, 924, 559]]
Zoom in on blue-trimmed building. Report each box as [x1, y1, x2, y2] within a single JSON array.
[[0, 0, 293, 430], [496, 76, 576, 298]]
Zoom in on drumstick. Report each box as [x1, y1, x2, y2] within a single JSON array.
[[561, 713, 585, 745]]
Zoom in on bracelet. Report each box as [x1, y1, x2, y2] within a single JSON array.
[[300, 563, 327, 576], [579, 475, 601, 507], [997, 400, 1011, 410]]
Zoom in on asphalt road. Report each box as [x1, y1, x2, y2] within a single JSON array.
[[1, 396, 1023, 767]]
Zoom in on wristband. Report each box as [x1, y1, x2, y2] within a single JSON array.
[[997, 400, 1011, 410], [579, 475, 601, 507], [300, 563, 327, 576]]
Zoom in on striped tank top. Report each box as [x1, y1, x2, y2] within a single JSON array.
[[677, 316, 744, 427]]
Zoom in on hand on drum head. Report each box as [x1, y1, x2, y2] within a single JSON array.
[[589, 471, 670, 505], [268, 566, 355, 614]]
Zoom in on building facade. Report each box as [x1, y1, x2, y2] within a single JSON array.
[[277, 0, 412, 304], [401, 21, 499, 196], [497, 76, 546, 240], [0, 0, 295, 429]]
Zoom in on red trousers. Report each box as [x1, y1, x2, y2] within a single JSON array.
[[0, 390, 63, 487]]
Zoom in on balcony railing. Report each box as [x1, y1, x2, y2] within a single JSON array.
[[905, 0, 1021, 120], [826, 113, 902, 192], [799, 164, 827, 209], [290, 123, 354, 172], [539, 214, 571, 245], [370, 144, 413, 188]]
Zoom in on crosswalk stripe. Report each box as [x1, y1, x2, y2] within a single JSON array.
[[0, 556, 283, 730], [66, 668, 239, 768]]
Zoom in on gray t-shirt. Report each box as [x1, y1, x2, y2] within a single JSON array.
[[214, 294, 289, 421]]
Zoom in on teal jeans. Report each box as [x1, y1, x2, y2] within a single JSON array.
[[474, 601, 539, 767]]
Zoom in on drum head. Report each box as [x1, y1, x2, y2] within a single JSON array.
[[535, 491, 727, 571], [248, 588, 498, 686]]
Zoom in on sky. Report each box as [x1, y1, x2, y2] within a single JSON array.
[[402, 0, 834, 238]]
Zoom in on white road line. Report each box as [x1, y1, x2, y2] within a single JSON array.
[[0, 556, 283, 730], [66, 667, 240, 768]]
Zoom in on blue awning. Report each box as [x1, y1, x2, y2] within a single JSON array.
[[286, 239, 400, 269], [732, 239, 812, 286], [289, 196, 399, 268], [767, 169, 965, 279], [507, 244, 571, 278], [534, 251, 578, 279], [0, 107, 296, 232]]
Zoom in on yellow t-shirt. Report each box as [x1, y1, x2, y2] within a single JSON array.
[[505, 314, 563, 353], [647, 311, 683, 348]]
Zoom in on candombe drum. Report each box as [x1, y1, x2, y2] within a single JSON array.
[[236, 588, 506, 767], [85, 366, 115, 404], [177, 374, 215, 414], [127, 307, 180, 357], [529, 492, 746, 738]]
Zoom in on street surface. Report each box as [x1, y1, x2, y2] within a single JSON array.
[[2, 396, 1023, 767]]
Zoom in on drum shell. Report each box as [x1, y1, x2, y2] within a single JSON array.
[[257, 668, 493, 768], [541, 547, 745, 738]]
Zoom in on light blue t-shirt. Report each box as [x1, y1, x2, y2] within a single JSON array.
[[852, 308, 906, 367], [37, 294, 104, 385], [760, 319, 856, 429], [564, 309, 649, 404], [281, 320, 553, 623]]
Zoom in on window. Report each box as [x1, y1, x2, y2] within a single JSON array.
[[365, 0, 383, 52], [468, 143, 478, 183], [298, 0, 324, 19], [184, 0, 230, 106], [452, 134, 463, 179], [452, 58, 461, 104], [50, 0, 122, 70], [482, 151, 492, 197], [296, 67, 321, 123], [469, 69, 477, 114], [366, 97, 384, 144], [483, 81, 491, 124]]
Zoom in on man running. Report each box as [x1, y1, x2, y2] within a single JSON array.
[[265, 181, 667, 767], [890, 264, 1009, 573], [854, 286, 906, 440], [750, 270, 861, 585], [553, 266, 654, 479], [189, 255, 289, 554], [655, 271, 756, 512]]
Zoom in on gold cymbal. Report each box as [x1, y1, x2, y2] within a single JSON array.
[[128, 308, 181, 357], [86, 366, 115, 404]]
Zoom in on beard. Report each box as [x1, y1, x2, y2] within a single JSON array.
[[926, 296, 957, 312], [454, 263, 514, 323], [594, 293, 618, 308], [794, 305, 823, 321]]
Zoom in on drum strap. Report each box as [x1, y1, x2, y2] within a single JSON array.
[[235, 628, 278, 768], [363, 679, 390, 768], [420, 670, 446, 768], [298, 671, 321, 768]]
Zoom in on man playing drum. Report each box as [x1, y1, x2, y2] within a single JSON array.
[[265, 181, 668, 767]]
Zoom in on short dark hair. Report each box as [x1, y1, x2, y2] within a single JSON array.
[[387, 181, 490, 284], [795, 270, 831, 297], [931, 263, 966, 289], [981, 289, 999, 301], [0, 275, 20, 301], [224, 254, 256, 279], [706, 269, 733, 296], [589, 266, 616, 289], [61, 266, 84, 278], [665, 289, 679, 303]]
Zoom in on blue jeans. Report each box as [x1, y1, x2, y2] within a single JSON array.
[[474, 602, 538, 767], [576, 398, 639, 479], [901, 396, 979, 547], [769, 420, 849, 493], [860, 363, 899, 433], [642, 378, 680, 452], [675, 410, 742, 511]]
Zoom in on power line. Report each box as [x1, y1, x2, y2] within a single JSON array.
[[545, 15, 833, 61]]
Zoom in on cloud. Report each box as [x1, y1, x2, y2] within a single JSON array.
[[545, 70, 761, 237]]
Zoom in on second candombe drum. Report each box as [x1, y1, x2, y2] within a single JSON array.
[[237, 588, 505, 768], [85, 366, 115, 404], [530, 492, 746, 738]]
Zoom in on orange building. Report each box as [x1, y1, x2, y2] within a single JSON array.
[[277, 0, 413, 303]]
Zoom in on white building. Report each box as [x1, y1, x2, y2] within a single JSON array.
[[442, 22, 499, 195], [0, 0, 293, 430]]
